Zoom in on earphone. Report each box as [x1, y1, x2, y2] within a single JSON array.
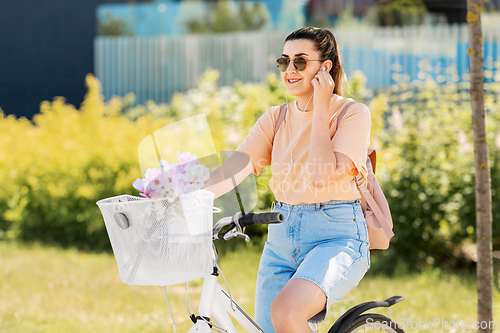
[[322, 66, 327, 71]]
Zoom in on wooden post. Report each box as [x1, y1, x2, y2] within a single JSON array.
[[467, 1, 494, 332]]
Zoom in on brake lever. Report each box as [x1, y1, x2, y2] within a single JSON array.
[[223, 231, 250, 242], [213, 216, 233, 240], [217, 211, 248, 241]]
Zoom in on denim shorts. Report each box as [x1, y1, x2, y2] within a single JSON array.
[[254, 199, 371, 332]]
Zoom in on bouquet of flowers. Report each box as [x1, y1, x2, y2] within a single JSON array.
[[132, 151, 210, 200]]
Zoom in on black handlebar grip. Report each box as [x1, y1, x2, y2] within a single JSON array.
[[239, 212, 284, 228]]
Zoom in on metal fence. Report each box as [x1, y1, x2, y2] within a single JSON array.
[[94, 24, 500, 105], [94, 32, 285, 105]]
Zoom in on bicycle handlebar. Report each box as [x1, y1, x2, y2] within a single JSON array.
[[213, 212, 284, 241], [239, 212, 284, 227]]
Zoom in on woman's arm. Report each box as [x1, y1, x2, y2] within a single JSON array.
[[204, 106, 275, 197], [308, 71, 356, 188], [202, 152, 254, 199], [308, 107, 354, 188]]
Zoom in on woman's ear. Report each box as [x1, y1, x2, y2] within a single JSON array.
[[322, 60, 333, 72]]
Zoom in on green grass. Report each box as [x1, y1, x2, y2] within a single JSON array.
[[1, 241, 499, 332]]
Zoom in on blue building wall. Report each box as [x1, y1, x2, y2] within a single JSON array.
[[0, 0, 125, 119]]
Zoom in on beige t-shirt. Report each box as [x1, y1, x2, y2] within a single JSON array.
[[236, 94, 371, 204]]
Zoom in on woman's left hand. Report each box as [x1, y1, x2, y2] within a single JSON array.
[[311, 71, 335, 109]]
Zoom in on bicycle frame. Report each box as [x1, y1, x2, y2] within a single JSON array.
[[188, 271, 264, 333]]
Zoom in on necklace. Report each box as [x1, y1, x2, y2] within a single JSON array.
[[296, 100, 313, 112]]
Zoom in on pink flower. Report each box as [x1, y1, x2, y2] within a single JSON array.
[[185, 159, 199, 168], [389, 108, 403, 130], [177, 151, 197, 164], [133, 178, 145, 192]]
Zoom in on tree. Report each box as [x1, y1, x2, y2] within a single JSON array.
[[375, 0, 428, 26], [467, 1, 494, 332], [185, 1, 268, 34], [97, 13, 133, 37]]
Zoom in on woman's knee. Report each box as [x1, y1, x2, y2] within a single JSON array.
[[271, 295, 301, 331], [270, 279, 326, 328], [270, 293, 298, 320]]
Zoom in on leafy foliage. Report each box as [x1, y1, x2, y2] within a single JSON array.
[[375, 0, 428, 26], [369, 78, 500, 273], [0, 75, 165, 251], [185, 1, 268, 33], [98, 12, 133, 37]]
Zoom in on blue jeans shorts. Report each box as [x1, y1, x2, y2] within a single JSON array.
[[254, 199, 371, 332]]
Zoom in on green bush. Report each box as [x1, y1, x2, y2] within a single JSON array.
[[369, 78, 500, 273], [1, 68, 499, 274], [0, 75, 166, 251], [0, 70, 289, 251]]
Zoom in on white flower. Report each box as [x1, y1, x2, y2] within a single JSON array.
[[458, 130, 471, 154], [145, 168, 162, 183], [158, 159, 169, 168]]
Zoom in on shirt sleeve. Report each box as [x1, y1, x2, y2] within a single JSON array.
[[236, 106, 279, 175], [331, 103, 371, 175]]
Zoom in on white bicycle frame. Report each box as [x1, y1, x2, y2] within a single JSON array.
[[184, 214, 264, 333], [186, 214, 318, 333], [187, 270, 318, 333], [187, 272, 264, 333]]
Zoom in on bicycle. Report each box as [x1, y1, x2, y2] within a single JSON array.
[[97, 192, 404, 333], [199, 208, 406, 333], [96, 114, 405, 333]]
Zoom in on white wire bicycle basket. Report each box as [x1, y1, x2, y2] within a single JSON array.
[[97, 190, 218, 286]]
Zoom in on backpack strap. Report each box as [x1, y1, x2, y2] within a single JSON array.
[[336, 102, 377, 174], [336, 100, 393, 239], [355, 174, 395, 238], [335, 100, 356, 131], [368, 149, 376, 174], [273, 103, 288, 143]]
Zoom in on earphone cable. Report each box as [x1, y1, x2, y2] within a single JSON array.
[[281, 89, 313, 223]]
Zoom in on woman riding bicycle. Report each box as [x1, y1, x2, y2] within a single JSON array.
[[207, 27, 372, 333]]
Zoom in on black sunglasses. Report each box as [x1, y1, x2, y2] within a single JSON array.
[[276, 57, 324, 72]]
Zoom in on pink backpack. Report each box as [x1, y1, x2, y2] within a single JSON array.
[[274, 102, 394, 250]]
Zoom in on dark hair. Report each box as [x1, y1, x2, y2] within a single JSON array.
[[285, 27, 346, 96]]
